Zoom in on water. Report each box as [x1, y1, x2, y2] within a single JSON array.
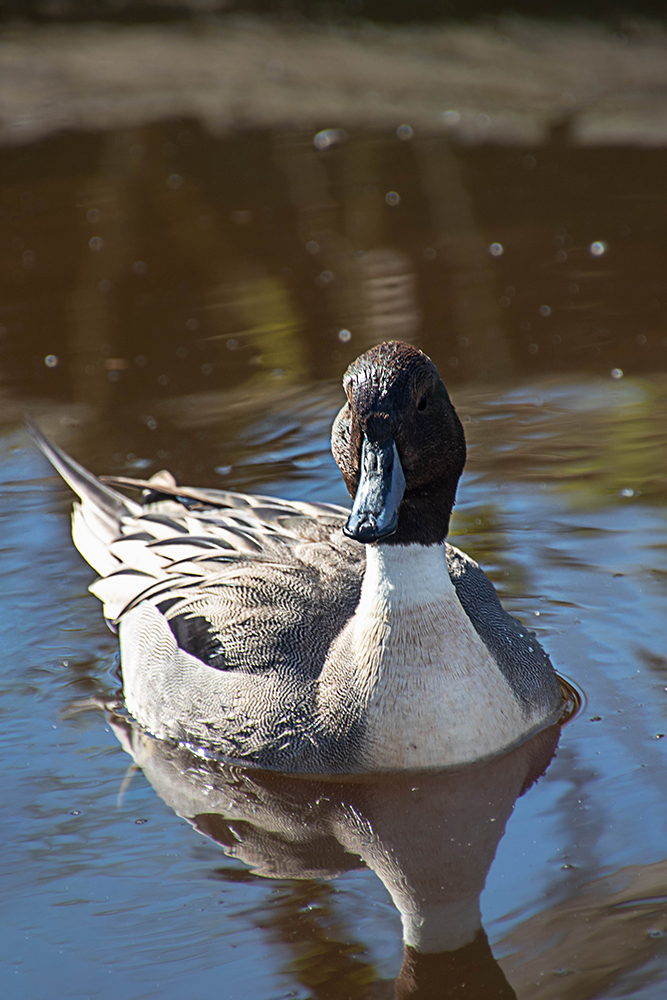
[[2, 121, 667, 999]]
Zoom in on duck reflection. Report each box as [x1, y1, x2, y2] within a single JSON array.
[[110, 714, 559, 998]]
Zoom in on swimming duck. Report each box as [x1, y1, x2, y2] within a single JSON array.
[[30, 341, 562, 773]]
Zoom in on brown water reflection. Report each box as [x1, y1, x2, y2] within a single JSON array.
[[4, 121, 667, 1000], [3, 125, 667, 414]]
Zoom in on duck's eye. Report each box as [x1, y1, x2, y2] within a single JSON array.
[[417, 394, 428, 412]]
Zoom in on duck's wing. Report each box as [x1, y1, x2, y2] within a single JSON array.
[[28, 421, 364, 669], [446, 544, 562, 716]]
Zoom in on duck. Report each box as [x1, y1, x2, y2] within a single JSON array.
[[29, 341, 563, 773]]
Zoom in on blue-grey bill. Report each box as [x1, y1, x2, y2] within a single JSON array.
[[344, 436, 406, 543]]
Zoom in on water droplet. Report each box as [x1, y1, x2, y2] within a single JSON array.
[[157, 374, 169, 385], [424, 247, 436, 260], [201, 363, 213, 374], [619, 488, 634, 498], [44, 354, 58, 368], [539, 305, 552, 317], [611, 368, 623, 379], [338, 329, 352, 343], [89, 236, 104, 251], [555, 250, 567, 262], [167, 174, 183, 189], [186, 317, 199, 331], [489, 242, 503, 257], [313, 128, 347, 151], [87, 208, 101, 223], [385, 191, 400, 206], [396, 124, 413, 140], [589, 241, 607, 256], [442, 110, 460, 125], [132, 260, 147, 275], [306, 241, 320, 255], [215, 465, 232, 476]]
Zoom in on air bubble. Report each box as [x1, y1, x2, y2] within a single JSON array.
[[489, 243, 503, 257], [44, 354, 58, 368]]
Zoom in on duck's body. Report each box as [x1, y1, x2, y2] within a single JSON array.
[[30, 342, 562, 772]]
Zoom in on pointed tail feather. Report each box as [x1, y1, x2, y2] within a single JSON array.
[[27, 418, 143, 574]]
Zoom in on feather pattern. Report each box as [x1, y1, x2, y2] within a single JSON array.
[[27, 342, 563, 773]]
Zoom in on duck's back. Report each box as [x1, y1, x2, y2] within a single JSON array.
[[30, 420, 561, 773]]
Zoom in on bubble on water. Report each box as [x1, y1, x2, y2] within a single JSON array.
[[385, 191, 400, 206], [396, 124, 413, 140], [201, 363, 213, 374], [44, 354, 58, 368], [87, 208, 101, 223], [186, 317, 199, 331], [619, 488, 634, 498], [89, 236, 104, 251], [539, 305, 552, 317], [215, 465, 232, 476], [132, 260, 147, 275], [167, 174, 183, 189], [306, 241, 320, 255], [589, 241, 607, 256], [489, 243, 503, 257], [442, 110, 460, 125], [611, 368, 623, 379], [424, 247, 436, 260], [338, 329, 352, 343]]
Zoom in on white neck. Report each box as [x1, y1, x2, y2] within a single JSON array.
[[359, 542, 456, 611], [320, 542, 527, 770]]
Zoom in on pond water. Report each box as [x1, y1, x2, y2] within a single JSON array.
[[2, 123, 667, 999]]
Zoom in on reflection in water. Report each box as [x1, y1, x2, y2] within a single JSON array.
[[3, 123, 667, 418], [109, 711, 560, 998]]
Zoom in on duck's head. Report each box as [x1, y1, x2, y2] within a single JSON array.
[[332, 341, 466, 546]]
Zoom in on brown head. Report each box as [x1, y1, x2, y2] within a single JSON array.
[[331, 341, 466, 546]]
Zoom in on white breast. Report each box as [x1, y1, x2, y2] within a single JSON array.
[[322, 543, 531, 770]]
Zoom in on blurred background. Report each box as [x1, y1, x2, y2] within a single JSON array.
[[4, 4, 667, 999]]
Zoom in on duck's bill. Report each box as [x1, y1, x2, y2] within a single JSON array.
[[343, 436, 406, 543]]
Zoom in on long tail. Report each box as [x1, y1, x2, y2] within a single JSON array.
[[27, 417, 142, 576]]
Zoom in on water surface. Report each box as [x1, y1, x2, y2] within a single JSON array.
[[2, 123, 667, 999]]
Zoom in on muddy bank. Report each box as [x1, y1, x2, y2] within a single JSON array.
[[2, 16, 667, 147]]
